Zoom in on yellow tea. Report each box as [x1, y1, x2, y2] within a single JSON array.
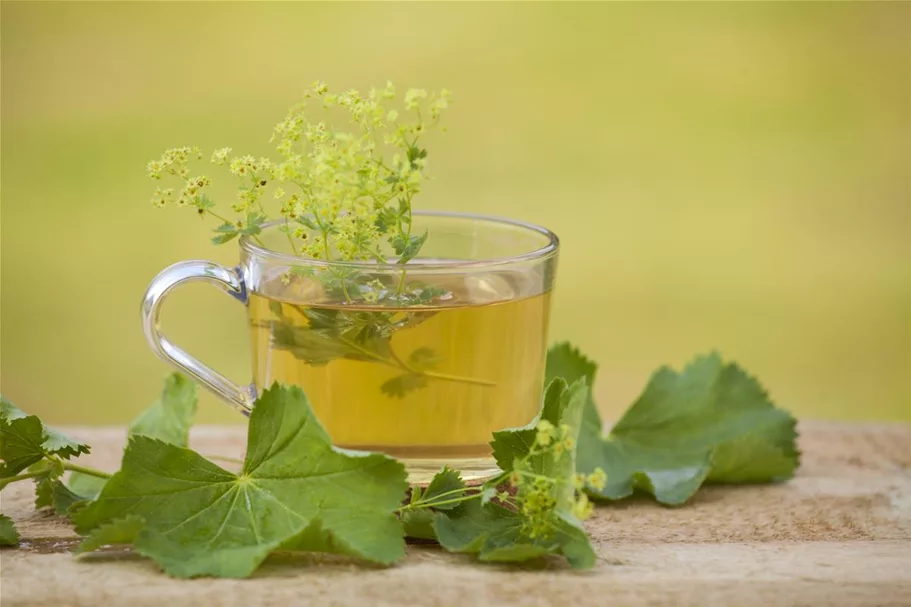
[[248, 284, 550, 482]]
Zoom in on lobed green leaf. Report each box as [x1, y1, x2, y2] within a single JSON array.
[[74, 383, 408, 578], [0, 514, 20, 547], [545, 343, 800, 506], [0, 396, 90, 477]]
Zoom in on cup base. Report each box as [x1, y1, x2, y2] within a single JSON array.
[[400, 457, 501, 486], [335, 443, 502, 485]]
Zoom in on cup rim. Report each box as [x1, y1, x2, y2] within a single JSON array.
[[240, 210, 559, 270]]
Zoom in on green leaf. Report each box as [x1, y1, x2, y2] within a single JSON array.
[[380, 373, 428, 398], [30, 459, 64, 509], [561, 349, 800, 505], [401, 508, 437, 540], [401, 468, 467, 540], [67, 472, 107, 501], [76, 516, 144, 554], [490, 378, 569, 471], [211, 232, 239, 245], [49, 480, 85, 516], [406, 145, 428, 168], [74, 383, 408, 578], [545, 342, 601, 433], [194, 194, 216, 211], [391, 230, 428, 264], [407, 347, 442, 372], [242, 211, 268, 236], [0, 514, 20, 547], [128, 373, 198, 447], [437, 378, 596, 569], [211, 221, 240, 244], [419, 466, 465, 510], [0, 396, 90, 477], [434, 500, 594, 569]]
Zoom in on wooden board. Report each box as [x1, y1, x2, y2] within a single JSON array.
[[1, 422, 909, 606]]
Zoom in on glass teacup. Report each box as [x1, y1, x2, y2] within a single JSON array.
[[141, 211, 558, 483]]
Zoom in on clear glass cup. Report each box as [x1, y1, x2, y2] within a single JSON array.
[[141, 211, 559, 483]]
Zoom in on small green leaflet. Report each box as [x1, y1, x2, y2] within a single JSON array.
[[31, 459, 84, 515], [74, 383, 408, 578], [66, 471, 108, 502], [0, 514, 20, 547], [545, 343, 800, 505], [128, 372, 197, 447], [36, 479, 85, 516], [211, 222, 240, 245], [380, 347, 442, 398], [436, 379, 596, 569], [392, 230, 428, 264], [434, 499, 593, 568], [210, 211, 267, 244], [415, 466, 465, 510], [75, 516, 144, 554], [0, 396, 90, 477], [401, 466, 466, 540]]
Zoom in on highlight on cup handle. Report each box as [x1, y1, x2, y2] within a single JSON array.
[[140, 259, 256, 415]]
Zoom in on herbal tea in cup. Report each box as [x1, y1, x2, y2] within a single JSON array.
[[140, 82, 558, 482]]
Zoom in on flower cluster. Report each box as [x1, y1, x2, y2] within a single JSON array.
[[147, 81, 450, 272], [507, 420, 607, 540]]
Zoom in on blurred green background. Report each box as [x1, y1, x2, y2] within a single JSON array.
[[2, 2, 909, 424]]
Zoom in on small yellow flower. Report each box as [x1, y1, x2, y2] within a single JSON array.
[[572, 493, 594, 520], [508, 470, 521, 487], [572, 473, 587, 489], [587, 467, 608, 491], [211, 147, 232, 166], [535, 419, 555, 447], [311, 80, 328, 96], [146, 160, 163, 179], [552, 442, 565, 459], [274, 187, 286, 200], [404, 88, 427, 110], [150, 186, 171, 208]]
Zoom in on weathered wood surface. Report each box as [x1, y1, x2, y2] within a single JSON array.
[[1, 422, 909, 606]]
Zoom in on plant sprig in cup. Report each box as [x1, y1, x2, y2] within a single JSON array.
[[145, 82, 486, 396]]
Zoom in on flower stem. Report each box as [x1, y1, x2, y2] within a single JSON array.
[[0, 471, 45, 489], [398, 491, 481, 513], [422, 370, 496, 387], [338, 336, 493, 388], [284, 218, 299, 256], [61, 462, 112, 479]]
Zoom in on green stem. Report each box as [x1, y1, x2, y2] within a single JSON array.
[[205, 209, 232, 224], [398, 491, 481, 513], [62, 462, 112, 479], [0, 471, 45, 489], [205, 209, 267, 248], [407, 485, 471, 507], [284, 218, 299, 256], [395, 193, 414, 296], [422, 370, 496, 387], [338, 336, 494, 388]]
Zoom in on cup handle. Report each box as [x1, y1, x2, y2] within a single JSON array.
[[141, 260, 255, 416]]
